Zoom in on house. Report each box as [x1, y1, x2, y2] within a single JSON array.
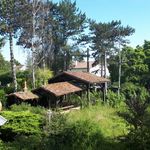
[[69, 61, 110, 77], [69, 61, 94, 72]]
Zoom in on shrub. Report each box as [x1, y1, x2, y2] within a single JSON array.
[[125, 127, 150, 150], [121, 82, 149, 101], [106, 90, 125, 108], [10, 103, 46, 115], [119, 83, 150, 149], [90, 91, 103, 105], [44, 112, 68, 135], [69, 93, 89, 108], [43, 112, 124, 150], [7, 135, 43, 150], [123, 108, 150, 150], [120, 83, 150, 128], [66, 94, 81, 106], [0, 89, 7, 108], [0, 111, 44, 141], [0, 72, 12, 86], [35, 68, 53, 87], [0, 140, 6, 150], [44, 120, 105, 150]]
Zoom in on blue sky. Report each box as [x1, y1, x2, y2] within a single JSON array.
[[1, 0, 150, 64]]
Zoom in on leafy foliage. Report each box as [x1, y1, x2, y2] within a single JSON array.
[[0, 111, 44, 141], [106, 90, 125, 108], [10, 103, 46, 115], [0, 53, 10, 73], [44, 118, 122, 150], [6, 135, 43, 150], [109, 42, 150, 89], [90, 91, 103, 105], [0, 71, 13, 87], [35, 68, 53, 87], [0, 89, 6, 107], [119, 83, 150, 149]]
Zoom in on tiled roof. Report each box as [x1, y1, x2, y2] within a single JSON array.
[[8, 91, 39, 100], [34, 82, 82, 97], [49, 71, 110, 84], [64, 71, 110, 84]]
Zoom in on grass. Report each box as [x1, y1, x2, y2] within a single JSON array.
[[68, 104, 129, 139]]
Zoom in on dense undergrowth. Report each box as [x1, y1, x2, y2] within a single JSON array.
[[0, 103, 128, 150], [68, 104, 128, 139], [0, 85, 150, 150]]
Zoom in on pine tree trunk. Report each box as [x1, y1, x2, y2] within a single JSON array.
[[9, 32, 17, 91], [104, 50, 107, 95], [101, 54, 103, 77], [118, 47, 121, 96]]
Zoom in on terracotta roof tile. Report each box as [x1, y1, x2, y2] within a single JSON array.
[[63, 71, 110, 84], [8, 91, 39, 100], [48, 71, 110, 84], [34, 82, 82, 97]]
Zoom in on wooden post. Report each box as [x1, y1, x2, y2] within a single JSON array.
[[87, 83, 90, 106], [103, 83, 106, 103], [48, 96, 50, 109], [55, 97, 57, 109], [87, 48, 90, 72]]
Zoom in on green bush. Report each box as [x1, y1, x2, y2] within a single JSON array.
[[44, 112, 67, 135], [0, 111, 44, 141], [45, 120, 103, 150], [106, 90, 125, 108], [120, 83, 150, 149], [16, 70, 32, 90], [121, 82, 149, 101], [69, 93, 89, 108], [66, 94, 81, 106], [43, 112, 125, 150], [10, 103, 46, 115], [124, 108, 150, 149], [0, 89, 7, 108], [125, 127, 150, 150], [6, 135, 43, 150], [0, 72, 12, 86], [90, 91, 103, 105], [0, 140, 7, 150]]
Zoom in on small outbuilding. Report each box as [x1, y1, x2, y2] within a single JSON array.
[[33, 82, 82, 108], [7, 91, 39, 106], [48, 71, 110, 102]]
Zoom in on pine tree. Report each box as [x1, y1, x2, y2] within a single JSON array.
[[0, 0, 26, 91]]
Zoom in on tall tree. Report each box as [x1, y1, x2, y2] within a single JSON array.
[[51, 0, 87, 73], [17, 0, 87, 75], [89, 20, 134, 96], [109, 46, 149, 87], [17, 0, 44, 88], [0, 0, 26, 91]]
